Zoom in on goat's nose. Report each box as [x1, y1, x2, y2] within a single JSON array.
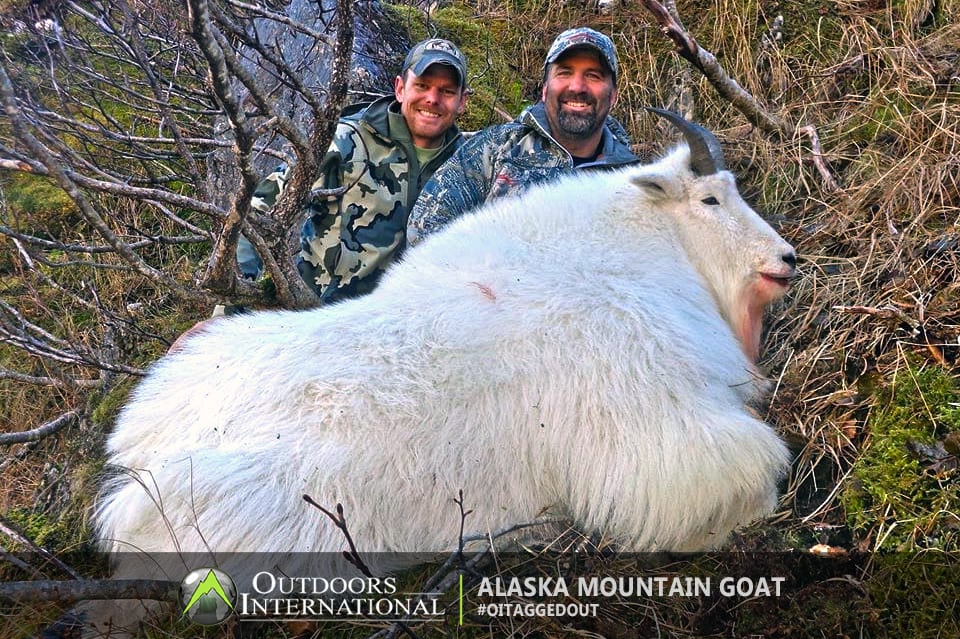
[[781, 252, 797, 269]]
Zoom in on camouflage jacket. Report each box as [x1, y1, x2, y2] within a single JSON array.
[[406, 102, 638, 245], [247, 95, 463, 302]]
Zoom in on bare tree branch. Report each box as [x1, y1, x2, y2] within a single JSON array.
[[209, 2, 325, 118], [2, 1, 363, 317], [0, 158, 32, 170], [1, 224, 207, 253], [0, 157, 228, 217], [0, 579, 177, 604], [188, 0, 274, 299], [257, 0, 355, 308], [117, 0, 214, 204], [0, 516, 82, 579], [205, 3, 311, 151], [0, 368, 98, 390], [0, 411, 80, 446], [0, 64, 210, 303], [303, 496, 374, 578], [797, 124, 843, 192], [223, 0, 337, 45], [638, 0, 790, 137], [0, 2, 374, 434]]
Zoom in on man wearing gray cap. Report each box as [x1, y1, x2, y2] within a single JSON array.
[[239, 38, 469, 302], [407, 27, 637, 246]]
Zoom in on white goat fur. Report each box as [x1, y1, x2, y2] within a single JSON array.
[[96, 145, 794, 560]]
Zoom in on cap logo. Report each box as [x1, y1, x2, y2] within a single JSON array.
[[565, 33, 599, 46], [544, 28, 618, 81], [422, 39, 461, 57]]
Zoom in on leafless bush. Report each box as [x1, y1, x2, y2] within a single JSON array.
[[0, 0, 357, 433]]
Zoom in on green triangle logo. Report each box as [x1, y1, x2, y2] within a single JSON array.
[[181, 568, 235, 624]]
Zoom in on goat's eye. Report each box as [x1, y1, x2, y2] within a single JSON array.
[[701, 196, 720, 205]]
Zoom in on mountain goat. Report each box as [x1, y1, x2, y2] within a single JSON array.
[[95, 109, 795, 578]]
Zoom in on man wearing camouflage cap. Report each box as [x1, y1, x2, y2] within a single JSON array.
[[407, 27, 637, 245], [239, 38, 469, 302]]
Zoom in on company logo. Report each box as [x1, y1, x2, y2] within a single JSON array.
[[180, 568, 237, 625]]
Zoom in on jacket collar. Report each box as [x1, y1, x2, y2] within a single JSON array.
[[346, 94, 462, 150], [519, 102, 638, 166]]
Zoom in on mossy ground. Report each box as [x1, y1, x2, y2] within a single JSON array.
[[841, 363, 960, 550]]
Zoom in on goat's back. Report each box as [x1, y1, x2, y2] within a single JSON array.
[[97, 159, 787, 557]]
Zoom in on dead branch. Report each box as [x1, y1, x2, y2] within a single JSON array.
[[116, 0, 213, 204], [2, 224, 207, 253], [833, 304, 919, 328], [0, 154, 227, 217], [222, 0, 337, 46], [208, 1, 324, 120], [204, 6, 310, 153], [7, 236, 166, 380], [188, 0, 261, 296], [0, 297, 145, 377], [637, 0, 855, 205], [454, 489, 473, 559], [369, 516, 563, 639], [0, 158, 33, 170], [0, 64, 209, 304], [797, 124, 843, 193], [243, 0, 356, 309], [637, 0, 790, 138], [0, 368, 98, 389], [0, 517, 82, 579], [0, 579, 177, 604], [0, 410, 80, 446]]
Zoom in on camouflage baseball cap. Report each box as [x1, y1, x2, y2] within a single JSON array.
[[544, 27, 618, 82], [402, 38, 468, 89]]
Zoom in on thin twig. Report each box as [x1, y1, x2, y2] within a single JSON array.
[[302, 496, 374, 578]]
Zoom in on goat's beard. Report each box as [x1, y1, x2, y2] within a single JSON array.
[[737, 276, 790, 362], [738, 296, 765, 364]]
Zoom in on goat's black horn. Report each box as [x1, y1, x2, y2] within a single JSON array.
[[646, 107, 726, 176]]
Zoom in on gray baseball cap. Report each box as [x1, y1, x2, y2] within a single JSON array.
[[402, 38, 468, 89], [544, 27, 618, 82]]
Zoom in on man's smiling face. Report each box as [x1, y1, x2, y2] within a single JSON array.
[[541, 48, 617, 146], [395, 65, 467, 149]]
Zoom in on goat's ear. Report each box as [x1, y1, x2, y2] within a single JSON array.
[[630, 173, 678, 201]]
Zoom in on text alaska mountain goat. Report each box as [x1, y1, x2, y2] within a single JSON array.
[[96, 109, 796, 559]]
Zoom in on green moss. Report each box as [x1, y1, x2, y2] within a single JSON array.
[[386, 2, 528, 129], [89, 378, 137, 429], [841, 364, 960, 550], [5, 505, 89, 553], [849, 93, 915, 144], [1, 173, 76, 224], [433, 5, 527, 128], [864, 554, 960, 638]]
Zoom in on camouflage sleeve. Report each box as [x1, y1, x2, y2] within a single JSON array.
[[250, 164, 291, 212], [297, 125, 356, 297], [236, 164, 291, 278], [406, 131, 494, 246]]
